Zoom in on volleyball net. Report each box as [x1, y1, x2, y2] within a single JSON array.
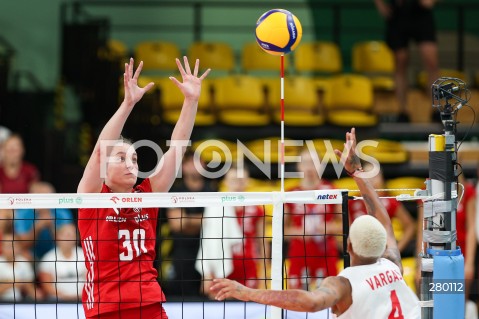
[[0, 189, 348, 319]]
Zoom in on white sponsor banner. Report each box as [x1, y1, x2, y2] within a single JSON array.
[[0, 190, 346, 209]]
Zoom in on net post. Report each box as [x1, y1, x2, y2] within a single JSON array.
[[341, 191, 350, 268], [270, 194, 284, 319]]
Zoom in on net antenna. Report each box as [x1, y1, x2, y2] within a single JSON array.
[[418, 77, 470, 319]]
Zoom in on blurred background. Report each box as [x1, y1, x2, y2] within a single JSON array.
[[0, 0, 478, 193]]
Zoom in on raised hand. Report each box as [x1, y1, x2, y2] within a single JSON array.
[[334, 127, 362, 175], [123, 58, 154, 106], [169, 56, 210, 101]]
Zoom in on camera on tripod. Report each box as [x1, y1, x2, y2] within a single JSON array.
[[432, 82, 459, 101]]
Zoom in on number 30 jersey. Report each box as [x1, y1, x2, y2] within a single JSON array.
[[78, 179, 164, 317], [337, 258, 420, 319]]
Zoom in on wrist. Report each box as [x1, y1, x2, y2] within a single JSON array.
[[345, 167, 363, 177]]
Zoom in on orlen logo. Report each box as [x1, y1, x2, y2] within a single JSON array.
[[7, 197, 32, 206], [110, 196, 142, 203], [316, 194, 338, 200]]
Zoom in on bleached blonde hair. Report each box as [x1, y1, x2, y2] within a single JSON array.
[[349, 215, 387, 259]]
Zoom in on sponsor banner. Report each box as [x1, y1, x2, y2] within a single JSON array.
[[0, 190, 347, 209]]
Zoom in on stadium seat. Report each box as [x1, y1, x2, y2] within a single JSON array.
[[191, 139, 237, 163], [361, 139, 409, 164], [323, 74, 377, 127], [155, 77, 214, 126], [241, 41, 290, 74], [294, 41, 342, 75], [417, 69, 467, 90], [385, 176, 426, 197], [212, 75, 270, 126], [352, 40, 395, 91], [187, 41, 235, 75], [105, 39, 129, 60], [134, 41, 181, 72], [310, 138, 344, 159], [245, 136, 300, 163], [332, 177, 360, 196], [264, 76, 325, 126]]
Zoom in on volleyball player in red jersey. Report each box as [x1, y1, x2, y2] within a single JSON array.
[[284, 148, 342, 290], [77, 57, 210, 319]]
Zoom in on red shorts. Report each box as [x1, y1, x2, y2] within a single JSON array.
[[89, 303, 168, 319]]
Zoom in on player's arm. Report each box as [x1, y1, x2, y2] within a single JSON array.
[[149, 57, 210, 193], [77, 58, 154, 193], [394, 204, 416, 252], [211, 276, 351, 312], [335, 128, 402, 272]]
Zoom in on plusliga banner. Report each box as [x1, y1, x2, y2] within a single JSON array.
[[0, 190, 346, 209]]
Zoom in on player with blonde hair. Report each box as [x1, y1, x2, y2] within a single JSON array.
[[211, 128, 420, 318]]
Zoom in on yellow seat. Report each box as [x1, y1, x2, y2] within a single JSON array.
[[385, 176, 426, 197], [192, 139, 237, 163], [294, 41, 342, 74], [352, 41, 395, 91], [134, 41, 181, 72], [265, 76, 325, 126], [245, 137, 300, 163], [417, 69, 467, 90], [212, 75, 270, 126], [154, 77, 214, 126], [361, 139, 409, 164], [401, 257, 417, 293], [332, 177, 360, 196], [187, 41, 235, 74], [323, 74, 377, 127], [101, 39, 129, 61], [241, 42, 290, 74], [310, 138, 344, 159]]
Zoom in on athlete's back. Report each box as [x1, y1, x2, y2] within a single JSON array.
[[337, 258, 420, 319]]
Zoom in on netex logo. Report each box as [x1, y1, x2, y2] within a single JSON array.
[[316, 194, 338, 200]]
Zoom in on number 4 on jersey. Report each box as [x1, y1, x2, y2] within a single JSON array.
[[389, 290, 404, 319]]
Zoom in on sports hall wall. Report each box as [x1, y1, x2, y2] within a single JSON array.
[[1, 0, 477, 90], [0, 0, 478, 192]]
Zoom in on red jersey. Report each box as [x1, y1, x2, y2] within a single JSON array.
[[285, 182, 339, 287], [349, 197, 400, 223], [228, 205, 264, 288], [456, 182, 476, 257], [78, 179, 164, 317], [0, 162, 39, 193]]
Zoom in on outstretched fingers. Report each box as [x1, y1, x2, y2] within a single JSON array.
[[183, 56, 192, 75], [128, 58, 134, 79], [133, 60, 144, 81], [200, 68, 211, 80]]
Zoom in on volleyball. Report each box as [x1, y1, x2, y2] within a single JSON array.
[[255, 9, 303, 56]]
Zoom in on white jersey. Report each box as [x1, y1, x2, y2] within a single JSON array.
[[337, 258, 420, 319]]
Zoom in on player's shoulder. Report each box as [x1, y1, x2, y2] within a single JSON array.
[[135, 178, 152, 193]]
